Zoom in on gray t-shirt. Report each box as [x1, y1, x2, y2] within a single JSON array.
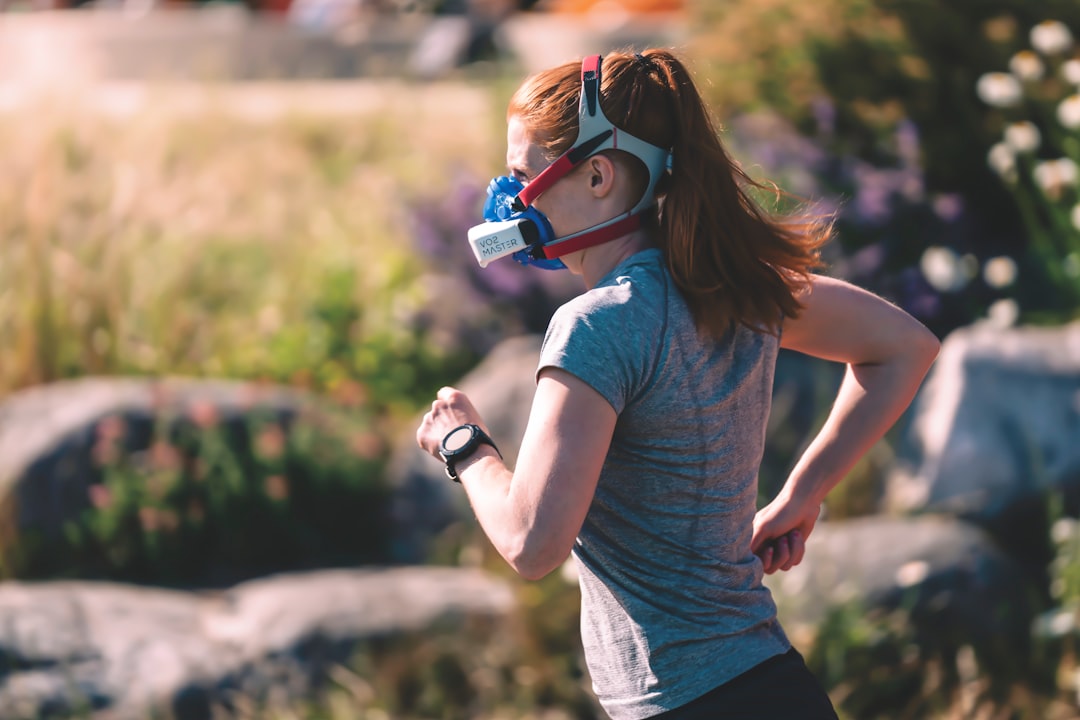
[[538, 248, 791, 719]]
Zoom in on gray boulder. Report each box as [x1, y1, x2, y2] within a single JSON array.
[[766, 514, 1037, 673], [0, 376, 417, 581], [883, 320, 1080, 528], [0, 377, 306, 540], [885, 319, 1080, 518], [0, 566, 513, 719]]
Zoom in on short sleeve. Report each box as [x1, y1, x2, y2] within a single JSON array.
[[537, 278, 664, 415]]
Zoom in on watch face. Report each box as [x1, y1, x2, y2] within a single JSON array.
[[443, 425, 476, 454]]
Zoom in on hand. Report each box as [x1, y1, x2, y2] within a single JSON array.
[[753, 530, 805, 575], [416, 386, 486, 460], [751, 494, 821, 574]]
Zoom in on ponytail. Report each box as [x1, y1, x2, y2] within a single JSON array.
[[644, 49, 830, 336]]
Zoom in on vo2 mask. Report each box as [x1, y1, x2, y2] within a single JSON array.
[[466, 54, 672, 271]]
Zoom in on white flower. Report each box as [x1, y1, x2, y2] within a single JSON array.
[[920, 246, 968, 292], [1065, 252, 1080, 278], [1034, 157, 1079, 197], [1063, 59, 1080, 85], [987, 298, 1020, 328], [983, 256, 1018, 288], [1031, 20, 1074, 55], [1004, 121, 1041, 153], [1071, 203, 1080, 231], [895, 560, 930, 588], [987, 141, 1017, 180], [1052, 517, 1078, 545], [1009, 50, 1045, 82], [1058, 94, 1080, 129], [976, 72, 1023, 108]]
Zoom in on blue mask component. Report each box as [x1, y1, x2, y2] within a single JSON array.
[[480, 176, 566, 271]]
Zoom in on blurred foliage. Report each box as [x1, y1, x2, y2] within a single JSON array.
[[0, 90, 502, 417], [227, 581, 597, 720], [693, 0, 1080, 331], [805, 600, 1073, 720], [7, 402, 392, 587]]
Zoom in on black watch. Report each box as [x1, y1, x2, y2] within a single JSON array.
[[439, 423, 501, 482]]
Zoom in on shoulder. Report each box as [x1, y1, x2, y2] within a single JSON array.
[[553, 250, 668, 330], [539, 251, 669, 412]]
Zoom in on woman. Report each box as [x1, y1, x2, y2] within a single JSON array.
[[417, 49, 939, 719]]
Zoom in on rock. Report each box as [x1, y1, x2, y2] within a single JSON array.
[[0, 376, 407, 582], [766, 514, 1037, 674], [884, 320, 1080, 521], [881, 321, 1080, 572], [0, 566, 514, 719], [386, 334, 543, 561], [0, 377, 305, 538]]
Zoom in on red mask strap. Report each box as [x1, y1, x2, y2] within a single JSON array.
[[539, 213, 643, 260]]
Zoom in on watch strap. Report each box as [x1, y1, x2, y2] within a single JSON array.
[[441, 424, 501, 482]]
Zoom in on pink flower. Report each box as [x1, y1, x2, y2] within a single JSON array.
[[351, 431, 384, 460], [96, 416, 126, 443], [264, 475, 289, 501], [188, 401, 219, 429], [139, 507, 161, 532], [255, 425, 287, 460], [92, 416, 127, 467], [87, 484, 113, 510], [150, 441, 182, 471], [330, 379, 368, 409]]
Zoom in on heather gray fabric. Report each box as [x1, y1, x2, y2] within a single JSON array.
[[537, 248, 791, 719]]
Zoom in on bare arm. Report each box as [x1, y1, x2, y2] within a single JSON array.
[[416, 367, 615, 580], [752, 275, 940, 573]]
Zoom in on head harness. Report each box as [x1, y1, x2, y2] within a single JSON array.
[[466, 54, 671, 270]]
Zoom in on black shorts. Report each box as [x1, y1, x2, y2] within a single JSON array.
[[649, 648, 839, 719]]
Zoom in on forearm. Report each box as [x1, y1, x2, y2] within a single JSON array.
[[454, 451, 545, 577], [755, 276, 939, 572], [417, 376, 613, 581], [455, 447, 585, 581], [781, 355, 933, 507]]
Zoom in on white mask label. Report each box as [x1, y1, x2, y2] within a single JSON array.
[[467, 220, 532, 268]]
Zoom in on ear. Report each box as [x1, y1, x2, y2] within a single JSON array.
[[585, 155, 617, 198]]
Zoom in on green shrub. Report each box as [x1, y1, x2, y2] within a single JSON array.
[[693, 0, 1080, 329], [8, 402, 391, 587]]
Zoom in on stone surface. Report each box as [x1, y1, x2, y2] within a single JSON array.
[[0, 377, 307, 538], [884, 320, 1080, 524], [0, 376, 425, 580], [0, 9, 435, 84], [766, 514, 1037, 671], [0, 566, 514, 719]]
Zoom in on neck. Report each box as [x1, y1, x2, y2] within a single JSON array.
[[580, 229, 655, 289]]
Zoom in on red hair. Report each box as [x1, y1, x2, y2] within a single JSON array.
[[507, 48, 831, 337]]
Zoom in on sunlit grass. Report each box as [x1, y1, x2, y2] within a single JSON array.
[[0, 80, 502, 415]]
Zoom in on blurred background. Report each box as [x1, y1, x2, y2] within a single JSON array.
[[2, 0, 1080, 718]]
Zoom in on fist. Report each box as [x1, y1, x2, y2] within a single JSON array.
[[416, 386, 485, 459]]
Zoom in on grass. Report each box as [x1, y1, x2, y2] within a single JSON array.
[[0, 79, 504, 416]]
